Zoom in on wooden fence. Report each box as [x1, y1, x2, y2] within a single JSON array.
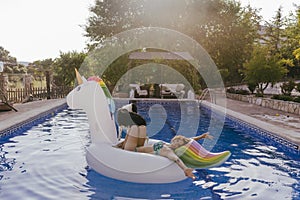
[[5, 86, 72, 103]]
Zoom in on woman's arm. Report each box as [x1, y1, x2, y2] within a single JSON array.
[[191, 132, 213, 141], [159, 146, 195, 180]]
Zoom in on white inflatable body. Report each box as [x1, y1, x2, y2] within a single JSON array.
[[67, 80, 186, 183]]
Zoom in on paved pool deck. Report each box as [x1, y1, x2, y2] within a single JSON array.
[[0, 98, 299, 148], [202, 99, 300, 147], [0, 99, 66, 133]]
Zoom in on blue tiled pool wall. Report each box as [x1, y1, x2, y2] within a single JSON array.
[[0, 103, 68, 140], [115, 99, 299, 155], [200, 103, 300, 155]]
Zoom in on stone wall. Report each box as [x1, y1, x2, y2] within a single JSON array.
[[227, 93, 300, 115]]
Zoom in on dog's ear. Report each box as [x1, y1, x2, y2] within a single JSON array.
[[117, 109, 130, 126], [117, 108, 146, 126], [129, 112, 146, 126], [131, 103, 137, 113]]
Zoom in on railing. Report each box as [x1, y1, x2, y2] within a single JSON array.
[[4, 86, 72, 103], [197, 88, 209, 104]]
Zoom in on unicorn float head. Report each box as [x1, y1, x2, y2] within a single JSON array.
[[67, 69, 118, 145]]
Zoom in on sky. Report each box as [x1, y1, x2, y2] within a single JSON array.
[[239, 0, 298, 20], [0, 0, 298, 63], [0, 0, 94, 62]]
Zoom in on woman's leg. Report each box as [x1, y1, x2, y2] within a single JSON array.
[[136, 144, 195, 179], [123, 125, 139, 151], [135, 146, 154, 153], [137, 125, 147, 147]]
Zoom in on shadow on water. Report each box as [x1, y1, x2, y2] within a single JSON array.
[[83, 168, 221, 200]]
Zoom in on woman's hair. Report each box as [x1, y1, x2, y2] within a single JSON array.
[[171, 135, 190, 145]]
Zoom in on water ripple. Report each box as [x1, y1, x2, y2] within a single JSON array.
[[0, 108, 299, 199]]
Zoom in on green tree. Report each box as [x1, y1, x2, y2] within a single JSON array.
[[243, 45, 287, 95], [33, 59, 53, 75], [263, 7, 285, 55], [280, 80, 296, 96], [247, 82, 257, 94], [52, 51, 86, 86], [280, 6, 300, 78], [84, 0, 261, 85], [33, 59, 53, 71], [296, 82, 300, 93], [194, 2, 261, 83], [3, 66, 13, 74], [26, 59, 54, 87], [293, 45, 300, 60], [0, 46, 16, 64], [0, 46, 17, 73], [12, 65, 27, 74]]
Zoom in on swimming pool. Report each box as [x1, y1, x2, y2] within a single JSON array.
[[0, 101, 299, 199]]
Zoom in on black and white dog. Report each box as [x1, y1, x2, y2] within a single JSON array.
[[116, 103, 146, 139]]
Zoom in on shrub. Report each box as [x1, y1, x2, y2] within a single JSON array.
[[296, 83, 300, 93], [272, 94, 294, 101], [247, 82, 257, 94], [226, 87, 236, 94], [294, 96, 300, 103], [235, 89, 250, 95], [280, 80, 296, 96], [226, 87, 250, 95], [255, 93, 264, 97]]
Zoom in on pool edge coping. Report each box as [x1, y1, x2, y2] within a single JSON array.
[[0, 100, 68, 138], [201, 101, 300, 153]]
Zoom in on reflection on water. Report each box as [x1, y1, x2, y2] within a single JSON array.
[[85, 170, 205, 199], [0, 106, 299, 199]]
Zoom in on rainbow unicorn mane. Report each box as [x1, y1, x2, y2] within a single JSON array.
[[88, 76, 115, 114], [175, 139, 231, 169]]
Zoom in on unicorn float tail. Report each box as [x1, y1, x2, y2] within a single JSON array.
[[175, 139, 231, 169]]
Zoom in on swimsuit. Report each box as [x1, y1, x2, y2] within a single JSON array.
[[153, 141, 164, 155]]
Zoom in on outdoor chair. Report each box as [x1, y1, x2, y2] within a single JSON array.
[[174, 84, 185, 99], [135, 85, 148, 97]]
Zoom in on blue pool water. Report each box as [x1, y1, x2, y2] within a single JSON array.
[[0, 101, 299, 199]]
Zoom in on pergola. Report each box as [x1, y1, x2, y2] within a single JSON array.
[[128, 51, 194, 61], [123, 51, 195, 98]]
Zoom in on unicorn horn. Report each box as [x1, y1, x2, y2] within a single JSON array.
[[75, 68, 83, 85]]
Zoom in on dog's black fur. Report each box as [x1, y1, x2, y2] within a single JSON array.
[[117, 103, 146, 127]]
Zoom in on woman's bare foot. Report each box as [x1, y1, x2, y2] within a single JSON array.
[[184, 168, 195, 180]]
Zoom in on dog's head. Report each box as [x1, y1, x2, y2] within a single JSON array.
[[117, 103, 145, 127]]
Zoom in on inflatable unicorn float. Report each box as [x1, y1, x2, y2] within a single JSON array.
[[66, 69, 231, 183]]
